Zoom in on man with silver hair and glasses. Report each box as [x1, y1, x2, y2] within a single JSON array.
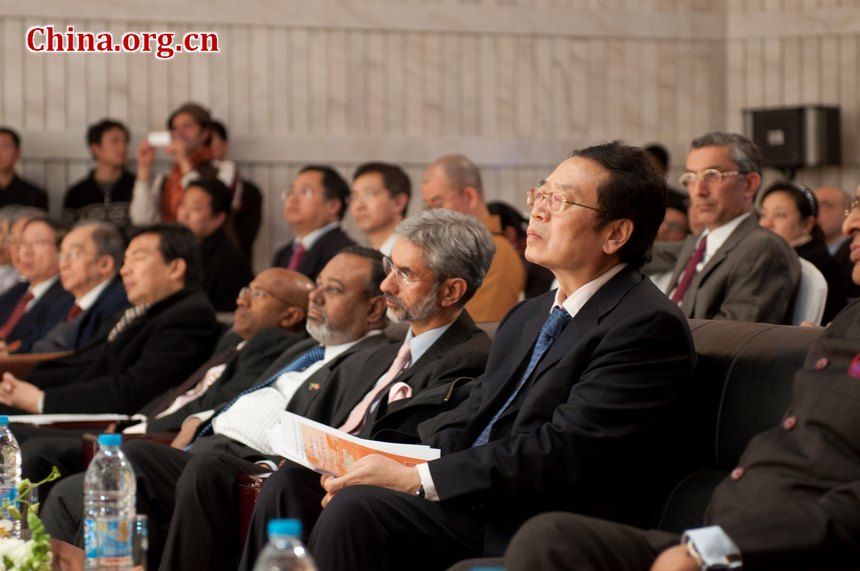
[[649, 131, 799, 323], [236, 208, 496, 571], [306, 141, 695, 571]]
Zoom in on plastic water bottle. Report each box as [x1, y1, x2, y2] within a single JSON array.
[[0, 415, 21, 538], [252, 519, 316, 571], [83, 434, 136, 570]]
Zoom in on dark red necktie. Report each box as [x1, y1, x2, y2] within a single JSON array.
[[0, 291, 34, 340], [65, 304, 82, 322], [287, 243, 306, 271], [671, 235, 707, 304]]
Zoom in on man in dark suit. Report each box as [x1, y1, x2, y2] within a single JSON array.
[[176, 176, 254, 311], [141, 267, 314, 432], [16, 267, 314, 497], [40, 246, 395, 569], [649, 131, 799, 323], [237, 209, 496, 570], [31, 221, 128, 353], [0, 216, 74, 353], [479, 190, 860, 571], [0, 223, 221, 414], [271, 165, 355, 280], [304, 141, 695, 571]]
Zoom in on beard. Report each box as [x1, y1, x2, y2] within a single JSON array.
[[385, 284, 440, 323], [306, 306, 363, 346]]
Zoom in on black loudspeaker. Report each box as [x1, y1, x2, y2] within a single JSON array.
[[743, 106, 841, 173]]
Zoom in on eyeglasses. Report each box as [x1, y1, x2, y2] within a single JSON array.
[[18, 239, 57, 250], [239, 286, 291, 306], [526, 188, 601, 215], [382, 256, 423, 285], [678, 169, 745, 188], [845, 197, 860, 216], [280, 186, 317, 201]]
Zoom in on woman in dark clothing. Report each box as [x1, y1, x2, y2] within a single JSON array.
[[759, 181, 847, 323]]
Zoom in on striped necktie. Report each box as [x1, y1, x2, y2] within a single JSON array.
[[107, 304, 149, 342], [196, 344, 325, 438]]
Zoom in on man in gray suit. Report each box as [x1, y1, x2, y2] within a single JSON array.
[[650, 132, 799, 323]]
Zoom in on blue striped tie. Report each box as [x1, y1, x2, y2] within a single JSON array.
[[472, 307, 571, 447], [196, 344, 325, 438]]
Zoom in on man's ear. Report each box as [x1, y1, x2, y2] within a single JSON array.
[[602, 218, 633, 256], [462, 186, 481, 210], [744, 172, 762, 202], [213, 211, 227, 229], [392, 193, 409, 217], [438, 277, 468, 309], [367, 294, 387, 323], [167, 257, 188, 283], [279, 306, 306, 330]]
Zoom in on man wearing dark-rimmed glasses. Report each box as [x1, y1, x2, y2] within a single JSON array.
[[649, 131, 799, 324]]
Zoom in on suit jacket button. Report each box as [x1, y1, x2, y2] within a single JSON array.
[[783, 416, 797, 430], [814, 357, 829, 370], [730, 467, 745, 480]]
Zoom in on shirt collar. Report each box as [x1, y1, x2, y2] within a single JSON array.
[[553, 263, 627, 318], [403, 320, 455, 367], [28, 274, 59, 302], [702, 212, 751, 262], [76, 278, 113, 310], [322, 329, 383, 362], [296, 221, 340, 250]]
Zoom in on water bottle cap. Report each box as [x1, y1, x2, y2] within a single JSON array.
[[97, 433, 122, 446], [267, 518, 301, 538], [0, 416, 7, 426]]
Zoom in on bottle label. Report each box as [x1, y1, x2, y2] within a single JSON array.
[[0, 485, 19, 536], [84, 517, 133, 566]]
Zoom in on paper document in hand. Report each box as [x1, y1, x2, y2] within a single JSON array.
[[274, 411, 440, 477]]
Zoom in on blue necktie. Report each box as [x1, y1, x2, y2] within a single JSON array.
[[196, 344, 325, 438], [472, 307, 571, 447]]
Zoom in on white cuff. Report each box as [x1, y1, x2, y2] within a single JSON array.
[[415, 463, 439, 502], [683, 525, 742, 570]]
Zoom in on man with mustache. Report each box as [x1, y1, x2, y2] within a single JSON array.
[[649, 131, 799, 323], [43, 246, 392, 568], [237, 209, 495, 570], [303, 142, 695, 571]]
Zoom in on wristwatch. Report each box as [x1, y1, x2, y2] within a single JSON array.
[[415, 484, 426, 498]]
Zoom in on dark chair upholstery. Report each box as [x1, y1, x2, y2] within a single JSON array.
[[657, 319, 822, 533]]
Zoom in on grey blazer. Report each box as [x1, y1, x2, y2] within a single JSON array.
[[657, 214, 800, 324]]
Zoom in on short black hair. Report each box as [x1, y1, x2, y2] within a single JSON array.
[[86, 119, 130, 147], [299, 165, 350, 221], [211, 120, 228, 142], [339, 245, 386, 297], [487, 201, 527, 241], [186, 177, 232, 217], [129, 223, 204, 289], [0, 128, 21, 149], [573, 140, 667, 269], [24, 215, 69, 246], [353, 162, 412, 216], [644, 143, 670, 172], [667, 189, 689, 213]]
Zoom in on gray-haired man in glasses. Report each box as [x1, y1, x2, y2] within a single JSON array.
[[648, 131, 799, 324]]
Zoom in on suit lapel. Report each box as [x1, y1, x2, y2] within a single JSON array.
[[681, 215, 756, 315], [531, 268, 640, 380]]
